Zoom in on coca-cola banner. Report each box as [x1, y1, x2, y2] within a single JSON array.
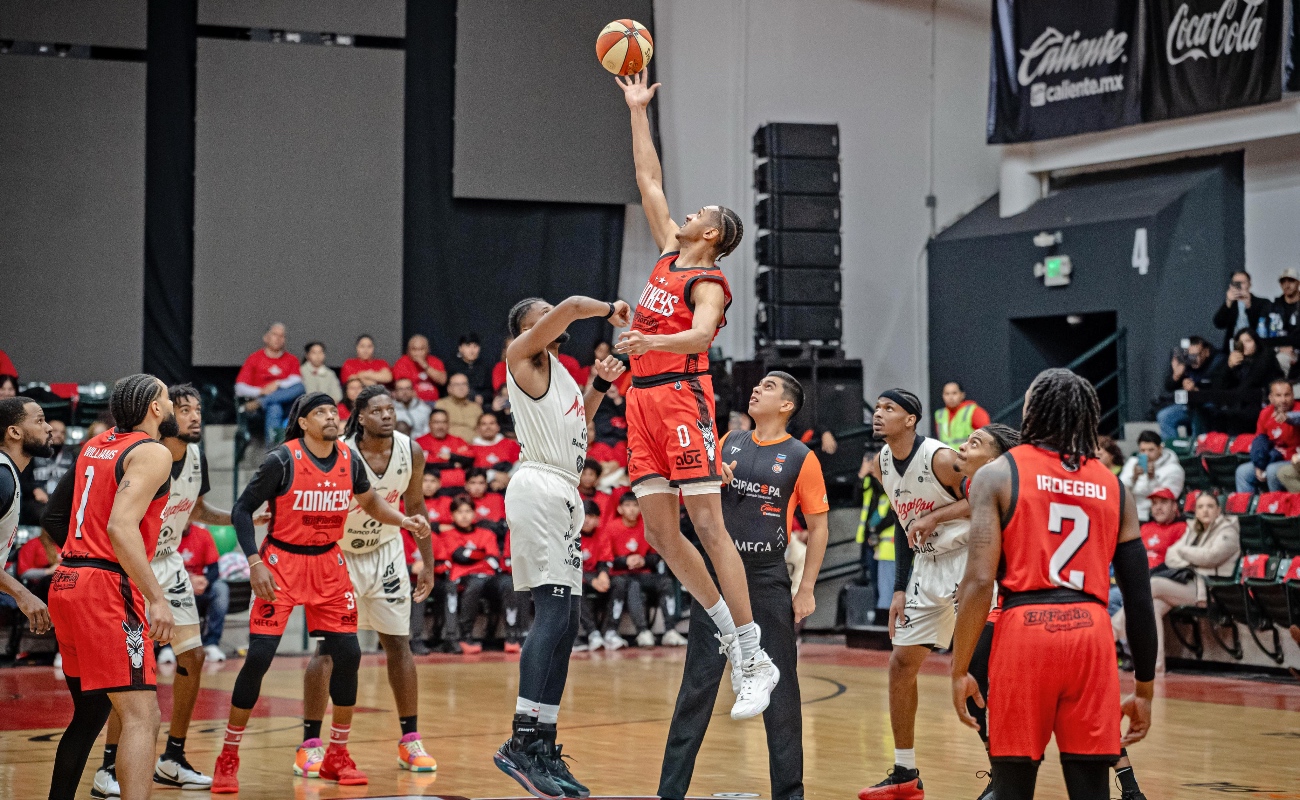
[[1145, 0, 1286, 120], [987, 0, 1142, 143]]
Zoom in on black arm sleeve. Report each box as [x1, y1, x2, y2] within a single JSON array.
[[350, 457, 371, 495], [232, 450, 289, 557], [1113, 537, 1159, 682], [199, 451, 211, 497], [39, 466, 78, 547], [893, 538, 914, 594]]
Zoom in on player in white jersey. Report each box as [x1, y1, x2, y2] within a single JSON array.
[[493, 294, 630, 800], [0, 397, 54, 634], [859, 389, 970, 800], [301, 384, 438, 776]]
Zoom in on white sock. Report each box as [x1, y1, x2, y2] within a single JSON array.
[[515, 696, 540, 718], [894, 748, 916, 770], [736, 621, 760, 661], [705, 598, 737, 637], [538, 703, 560, 725]]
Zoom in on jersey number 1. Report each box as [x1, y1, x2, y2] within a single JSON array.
[[73, 465, 95, 539], [1047, 502, 1088, 591]]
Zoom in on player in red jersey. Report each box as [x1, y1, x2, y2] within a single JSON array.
[[614, 69, 777, 719], [46, 375, 178, 800], [212, 393, 430, 793], [951, 370, 1158, 800]]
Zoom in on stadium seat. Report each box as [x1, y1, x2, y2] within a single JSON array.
[[1262, 515, 1300, 557], [1224, 492, 1256, 516], [1236, 514, 1271, 555], [1181, 489, 1202, 516], [1213, 555, 1287, 663], [1202, 454, 1245, 492], [1248, 556, 1296, 632], [1195, 432, 1230, 455], [1255, 492, 1295, 516], [1228, 433, 1255, 455], [1180, 455, 1211, 492]]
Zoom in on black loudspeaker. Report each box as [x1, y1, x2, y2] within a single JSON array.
[[753, 123, 840, 158], [756, 231, 841, 267], [756, 268, 841, 305], [756, 305, 841, 343], [755, 195, 840, 232], [731, 356, 863, 436], [755, 158, 840, 195]]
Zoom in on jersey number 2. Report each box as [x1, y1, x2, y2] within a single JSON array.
[[1047, 502, 1088, 591], [73, 465, 94, 539]]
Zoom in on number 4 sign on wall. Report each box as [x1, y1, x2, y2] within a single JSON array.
[[1132, 228, 1149, 275]]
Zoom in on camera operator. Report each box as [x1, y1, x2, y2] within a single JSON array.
[[1213, 271, 1272, 351], [1155, 336, 1217, 441]]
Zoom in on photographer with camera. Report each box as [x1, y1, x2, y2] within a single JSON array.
[[1156, 336, 1218, 441], [1213, 271, 1272, 350]]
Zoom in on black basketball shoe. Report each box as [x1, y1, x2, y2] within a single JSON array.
[[537, 723, 589, 798], [975, 769, 994, 800], [494, 715, 564, 800]]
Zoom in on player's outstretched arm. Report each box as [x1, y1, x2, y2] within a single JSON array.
[[616, 280, 725, 357], [583, 355, 627, 421], [509, 297, 631, 399], [1114, 486, 1156, 744], [108, 441, 176, 643], [617, 69, 678, 252], [950, 456, 1007, 729]]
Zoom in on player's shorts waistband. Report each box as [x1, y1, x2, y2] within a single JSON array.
[[1001, 587, 1104, 609], [517, 460, 580, 486], [60, 557, 127, 575], [263, 536, 337, 557], [631, 372, 711, 389]]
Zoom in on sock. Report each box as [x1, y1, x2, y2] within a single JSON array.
[[303, 720, 322, 743], [736, 620, 760, 661], [329, 724, 350, 749], [101, 744, 117, 770], [164, 735, 186, 759], [895, 748, 916, 770], [1115, 766, 1139, 793], [538, 703, 560, 725], [399, 715, 419, 737], [222, 725, 245, 753], [705, 598, 737, 637]]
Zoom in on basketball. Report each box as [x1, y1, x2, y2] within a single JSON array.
[[596, 19, 653, 76]]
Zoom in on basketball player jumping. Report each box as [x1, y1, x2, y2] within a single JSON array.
[[614, 68, 779, 718], [951, 370, 1157, 800], [0, 397, 53, 635], [301, 385, 439, 778], [493, 294, 630, 800]]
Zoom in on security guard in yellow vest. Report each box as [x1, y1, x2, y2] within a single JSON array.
[[933, 381, 989, 448], [857, 452, 897, 612]]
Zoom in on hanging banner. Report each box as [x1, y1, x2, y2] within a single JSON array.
[[1145, 0, 1287, 120], [987, 0, 1142, 143]]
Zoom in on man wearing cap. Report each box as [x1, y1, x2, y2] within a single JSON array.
[[1273, 268, 1300, 338], [1139, 488, 1184, 572]]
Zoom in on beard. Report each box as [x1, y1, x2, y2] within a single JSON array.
[[22, 434, 54, 459], [157, 412, 180, 440], [178, 428, 202, 444]]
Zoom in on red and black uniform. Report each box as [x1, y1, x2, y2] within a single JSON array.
[[425, 493, 453, 528], [578, 525, 614, 638], [443, 524, 501, 643], [415, 432, 473, 489], [626, 251, 732, 488], [469, 491, 506, 525], [49, 428, 170, 693], [989, 444, 1123, 762], [233, 439, 370, 637], [472, 437, 521, 471]]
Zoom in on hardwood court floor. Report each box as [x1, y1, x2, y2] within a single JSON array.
[[2, 644, 1299, 800]]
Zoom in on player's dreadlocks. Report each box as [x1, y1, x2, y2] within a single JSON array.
[[507, 297, 546, 338], [1020, 368, 1099, 470], [343, 385, 391, 440], [712, 206, 744, 259], [110, 373, 163, 432], [979, 423, 1020, 456]]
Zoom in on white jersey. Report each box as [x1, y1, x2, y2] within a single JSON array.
[[343, 431, 412, 554], [0, 451, 21, 567], [155, 444, 204, 560], [880, 435, 969, 556], [506, 352, 587, 480]]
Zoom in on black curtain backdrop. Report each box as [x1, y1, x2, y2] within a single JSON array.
[[403, 0, 625, 369], [142, 0, 197, 386]]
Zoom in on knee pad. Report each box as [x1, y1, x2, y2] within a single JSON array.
[[231, 635, 280, 710], [319, 633, 361, 706]]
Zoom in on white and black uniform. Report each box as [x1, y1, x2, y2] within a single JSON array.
[[152, 444, 207, 629], [880, 435, 969, 648], [0, 451, 21, 569], [341, 431, 414, 636], [504, 353, 586, 592]]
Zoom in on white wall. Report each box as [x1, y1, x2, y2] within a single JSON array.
[[620, 0, 1000, 401], [1245, 134, 1300, 281]]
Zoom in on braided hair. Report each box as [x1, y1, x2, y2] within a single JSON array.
[[507, 297, 546, 338], [110, 374, 163, 432], [1020, 368, 1100, 470], [712, 206, 743, 259], [979, 423, 1020, 456], [343, 384, 391, 440]]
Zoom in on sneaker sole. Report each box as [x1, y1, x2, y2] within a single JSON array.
[[493, 752, 564, 800], [320, 775, 368, 785], [89, 791, 117, 799], [292, 766, 321, 778], [153, 777, 213, 791], [856, 786, 924, 800], [397, 758, 437, 772]]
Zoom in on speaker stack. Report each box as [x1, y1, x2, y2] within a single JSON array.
[[752, 123, 842, 346]]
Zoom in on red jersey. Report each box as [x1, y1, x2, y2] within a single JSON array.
[[17, 537, 51, 574], [471, 492, 505, 524], [1140, 519, 1184, 569], [236, 349, 298, 389], [630, 252, 731, 379], [473, 437, 521, 469], [268, 440, 355, 546], [605, 516, 652, 574], [341, 357, 391, 384], [425, 494, 453, 527], [430, 530, 451, 576], [416, 432, 473, 488], [492, 361, 508, 393], [1000, 445, 1122, 605], [447, 526, 500, 581], [63, 429, 169, 563], [501, 532, 512, 574], [1254, 402, 1300, 459], [394, 355, 445, 402], [587, 440, 627, 468], [581, 527, 613, 573], [179, 525, 220, 575]]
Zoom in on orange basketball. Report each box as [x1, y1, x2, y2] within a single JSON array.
[[596, 19, 653, 76]]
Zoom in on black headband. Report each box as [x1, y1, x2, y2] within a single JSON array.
[[296, 392, 337, 419], [879, 389, 921, 419]]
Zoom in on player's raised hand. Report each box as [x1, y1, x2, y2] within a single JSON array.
[[249, 559, 279, 602], [616, 69, 660, 109], [607, 300, 632, 328], [592, 355, 626, 384], [908, 513, 938, 549], [17, 591, 51, 635], [147, 598, 175, 643], [413, 567, 435, 604], [1120, 692, 1152, 745], [720, 460, 738, 483], [402, 515, 432, 538], [951, 672, 984, 731], [615, 330, 653, 356]]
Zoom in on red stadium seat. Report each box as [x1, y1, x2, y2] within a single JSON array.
[[1255, 492, 1295, 516], [1195, 432, 1230, 455], [1224, 492, 1256, 515], [1182, 489, 1202, 515], [1228, 434, 1256, 455], [1240, 553, 1271, 581]]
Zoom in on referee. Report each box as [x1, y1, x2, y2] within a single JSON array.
[[658, 372, 829, 800]]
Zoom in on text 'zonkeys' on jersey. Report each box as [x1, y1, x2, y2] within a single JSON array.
[[1000, 445, 1122, 604], [630, 252, 732, 379], [270, 440, 354, 547], [63, 429, 170, 563]]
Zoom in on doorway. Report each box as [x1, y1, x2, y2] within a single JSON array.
[[1007, 312, 1120, 433]]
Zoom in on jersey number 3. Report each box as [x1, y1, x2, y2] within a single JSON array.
[[1047, 502, 1089, 591]]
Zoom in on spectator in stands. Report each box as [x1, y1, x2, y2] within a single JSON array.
[[393, 334, 447, 403], [1271, 268, 1300, 337], [422, 469, 453, 528], [0, 348, 16, 380], [586, 422, 627, 475], [1121, 431, 1186, 521], [1213, 270, 1271, 349], [16, 535, 57, 601], [1140, 488, 1184, 570], [337, 376, 363, 421], [471, 412, 519, 475], [401, 529, 432, 654], [435, 373, 483, 442], [728, 410, 753, 433], [417, 409, 473, 490], [300, 341, 342, 401], [392, 377, 431, 439], [490, 336, 512, 397], [1155, 336, 1217, 440], [576, 501, 613, 651], [1212, 328, 1280, 432], [444, 495, 501, 654], [493, 532, 527, 653], [463, 468, 505, 529], [179, 524, 229, 662], [448, 333, 493, 403], [1113, 492, 1239, 674], [577, 459, 614, 519], [31, 419, 73, 497], [604, 493, 681, 647], [235, 322, 305, 440], [1235, 378, 1300, 492], [0, 374, 17, 399], [592, 375, 628, 445], [1095, 436, 1125, 475], [932, 381, 990, 448], [488, 383, 514, 439], [340, 334, 392, 386]]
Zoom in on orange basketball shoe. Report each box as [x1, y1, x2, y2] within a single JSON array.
[[293, 738, 325, 778], [397, 733, 438, 772]]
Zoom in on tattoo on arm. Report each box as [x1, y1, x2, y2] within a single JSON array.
[[116, 480, 131, 495]]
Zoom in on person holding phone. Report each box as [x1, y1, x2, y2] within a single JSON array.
[[1120, 431, 1185, 523], [1212, 270, 1272, 351]]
